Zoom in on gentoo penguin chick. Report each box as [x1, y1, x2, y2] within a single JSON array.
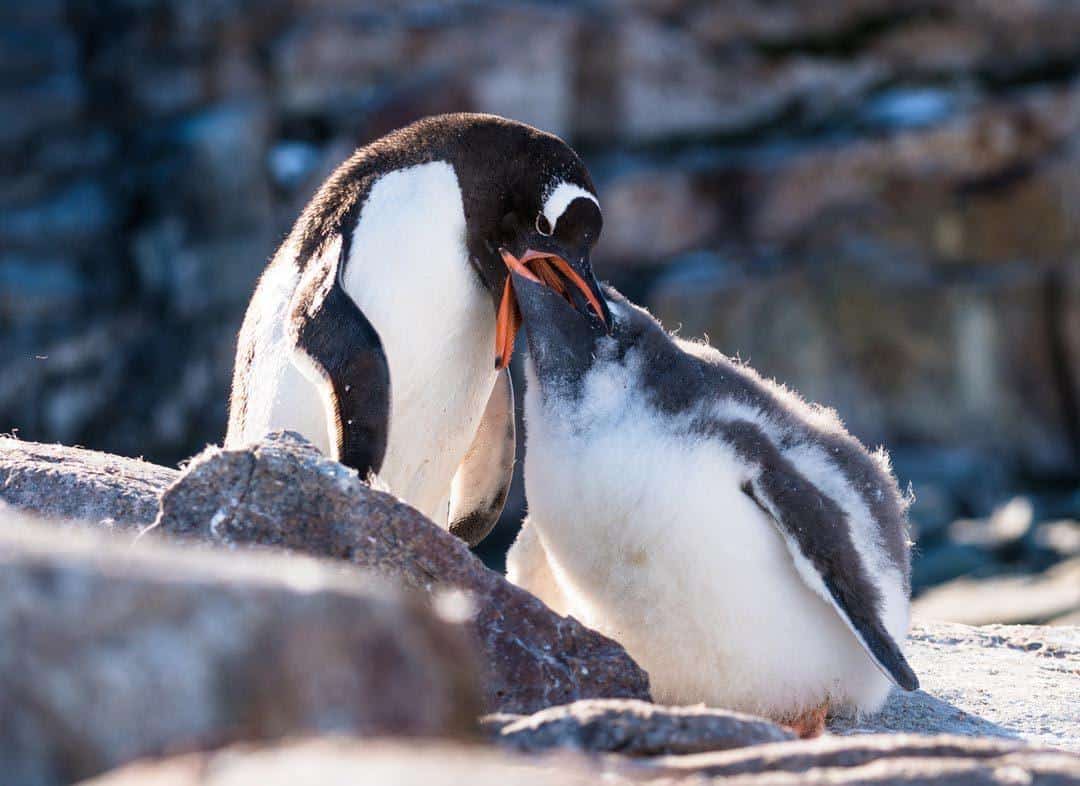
[[226, 114, 608, 545], [504, 266, 918, 736]]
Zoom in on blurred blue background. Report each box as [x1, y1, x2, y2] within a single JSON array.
[[2, 0, 1078, 623]]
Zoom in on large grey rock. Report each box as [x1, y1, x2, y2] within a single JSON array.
[[79, 739, 616, 786], [0, 437, 176, 528], [0, 518, 481, 786], [484, 698, 793, 756], [648, 733, 1080, 783], [146, 431, 651, 714], [0, 434, 651, 713], [831, 621, 1080, 752], [80, 735, 1080, 786]]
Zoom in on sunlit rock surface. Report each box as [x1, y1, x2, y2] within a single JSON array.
[[0, 519, 481, 786], [832, 621, 1080, 753]]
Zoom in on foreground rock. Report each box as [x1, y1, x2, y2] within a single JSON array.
[[831, 621, 1080, 752], [146, 432, 650, 714], [648, 734, 1080, 783], [0, 519, 481, 786], [0, 434, 650, 713], [81, 734, 1080, 786], [0, 437, 175, 528], [484, 699, 793, 756], [912, 558, 1080, 626], [81, 740, 611, 786]]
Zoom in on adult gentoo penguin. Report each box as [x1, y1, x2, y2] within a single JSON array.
[[503, 263, 917, 736], [226, 114, 608, 545]]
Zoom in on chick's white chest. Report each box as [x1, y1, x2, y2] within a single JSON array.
[[519, 359, 892, 718]]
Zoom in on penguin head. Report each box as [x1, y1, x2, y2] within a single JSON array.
[[507, 263, 613, 391], [491, 183, 611, 368], [511, 273, 666, 399], [434, 115, 608, 369]]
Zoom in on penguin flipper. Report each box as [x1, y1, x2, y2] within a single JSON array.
[[447, 369, 516, 546], [729, 422, 919, 692], [289, 243, 391, 478]]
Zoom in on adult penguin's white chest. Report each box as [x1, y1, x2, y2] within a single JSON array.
[[342, 161, 498, 523]]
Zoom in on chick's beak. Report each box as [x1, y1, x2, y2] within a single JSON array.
[[494, 247, 608, 369]]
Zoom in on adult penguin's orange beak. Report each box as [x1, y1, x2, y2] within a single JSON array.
[[494, 248, 608, 369]]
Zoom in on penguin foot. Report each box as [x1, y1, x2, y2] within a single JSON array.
[[784, 701, 829, 739]]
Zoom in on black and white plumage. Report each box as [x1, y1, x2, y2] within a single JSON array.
[[226, 114, 607, 545], [504, 272, 918, 727]]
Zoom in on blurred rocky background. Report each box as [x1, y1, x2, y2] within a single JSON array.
[[2, 0, 1079, 622]]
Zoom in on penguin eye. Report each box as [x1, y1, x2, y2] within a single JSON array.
[[535, 213, 554, 237]]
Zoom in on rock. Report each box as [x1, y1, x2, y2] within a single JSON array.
[[0, 437, 176, 528], [1034, 520, 1080, 560], [272, 19, 409, 115], [148, 432, 651, 714], [0, 179, 115, 251], [1052, 610, 1080, 626], [614, 18, 885, 143], [465, 8, 580, 141], [80, 735, 1080, 786], [692, 0, 1080, 84], [0, 73, 85, 151], [0, 24, 78, 82], [912, 559, 1080, 626], [648, 733, 1080, 782], [0, 519, 482, 786], [859, 86, 964, 131], [0, 435, 649, 713], [0, 255, 88, 321], [160, 235, 272, 318], [79, 739, 615, 786], [909, 543, 990, 591], [748, 82, 1080, 256], [595, 170, 723, 269], [831, 621, 1080, 752], [483, 698, 793, 756], [0, 309, 238, 467], [888, 448, 1005, 533], [126, 64, 204, 117], [161, 102, 274, 237], [948, 496, 1033, 550]]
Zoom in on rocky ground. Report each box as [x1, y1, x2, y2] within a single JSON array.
[[4, 0, 1080, 606], [1, 433, 1077, 784]]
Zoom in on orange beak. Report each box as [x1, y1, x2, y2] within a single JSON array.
[[494, 248, 607, 369]]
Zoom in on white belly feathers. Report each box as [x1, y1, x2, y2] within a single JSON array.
[[340, 162, 498, 524], [234, 161, 497, 526], [510, 359, 898, 720]]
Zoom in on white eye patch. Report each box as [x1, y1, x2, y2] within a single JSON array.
[[542, 181, 599, 231]]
